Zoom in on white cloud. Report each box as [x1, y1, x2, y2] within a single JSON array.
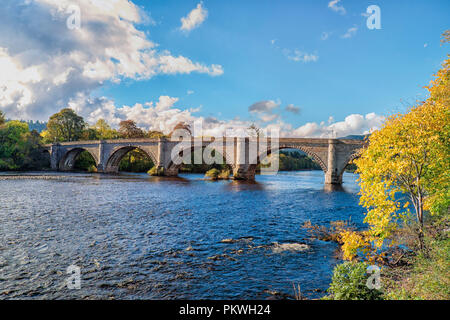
[[342, 26, 358, 39], [248, 100, 280, 114], [157, 54, 223, 76], [68, 92, 384, 138], [0, 0, 223, 120], [180, 2, 208, 32], [328, 0, 346, 15], [284, 49, 319, 63], [289, 113, 385, 138], [0, 48, 42, 113], [259, 114, 280, 122]]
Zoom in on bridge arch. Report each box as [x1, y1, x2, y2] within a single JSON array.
[[270, 145, 327, 172], [39, 149, 51, 169], [59, 148, 99, 171], [104, 146, 157, 173], [335, 150, 361, 181], [165, 144, 233, 176], [242, 145, 328, 178]]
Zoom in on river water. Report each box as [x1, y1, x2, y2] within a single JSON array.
[[0, 171, 365, 300]]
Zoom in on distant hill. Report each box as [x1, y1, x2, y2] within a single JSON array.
[[27, 120, 47, 132], [24, 120, 47, 133], [338, 134, 369, 140]]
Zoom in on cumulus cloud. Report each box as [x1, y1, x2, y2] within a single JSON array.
[[67, 90, 384, 138], [69, 94, 196, 132], [180, 2, 208, 32], [289, 113, 385, 138], [328, 0, 346, 15], [342, 26, 358, 39], [0, 0, 223, 120]]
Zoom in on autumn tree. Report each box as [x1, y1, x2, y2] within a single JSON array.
[[351, 33, 449, 252], [46, 108, 86, 142], [118, 120, 145, 138], [170, 122, 192, 137]]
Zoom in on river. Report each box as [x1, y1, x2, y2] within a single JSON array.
[[0, 171, 365, 299]]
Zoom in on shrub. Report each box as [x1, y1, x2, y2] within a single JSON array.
[[327, 262, 383, 300], [148, 166, 165, 176], [218, 169, 231, 180], [205, 168, 220, 180]]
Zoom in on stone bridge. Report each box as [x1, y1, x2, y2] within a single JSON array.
[[44, 137, 366, 185]]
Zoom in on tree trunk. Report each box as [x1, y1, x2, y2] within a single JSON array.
[[416, 195, 425, 251]]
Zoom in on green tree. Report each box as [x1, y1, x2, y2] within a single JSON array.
[[0, 121, 48, 170], [0, 110, 5, 126], [81, 127, 99, 141], [147, 130, 166, 139], [0, 121, 29, 169], [46, 108, 86, 142], [93, 119, 119, 140]]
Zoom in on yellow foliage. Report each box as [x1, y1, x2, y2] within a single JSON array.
[[340, 231, 370, 261], [40, 130, 52, 143], [353, 32, 449, 253]]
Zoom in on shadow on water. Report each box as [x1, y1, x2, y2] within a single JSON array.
[[224, 179, 266, 192], [323, 184, 347, 193], [89, 172, 192, 184]]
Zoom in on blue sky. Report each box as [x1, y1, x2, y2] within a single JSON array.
[[0, 0, 448, 136], [104, 0, 449, 124]]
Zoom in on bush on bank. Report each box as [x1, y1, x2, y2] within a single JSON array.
[[326, 262, 383, 300]]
